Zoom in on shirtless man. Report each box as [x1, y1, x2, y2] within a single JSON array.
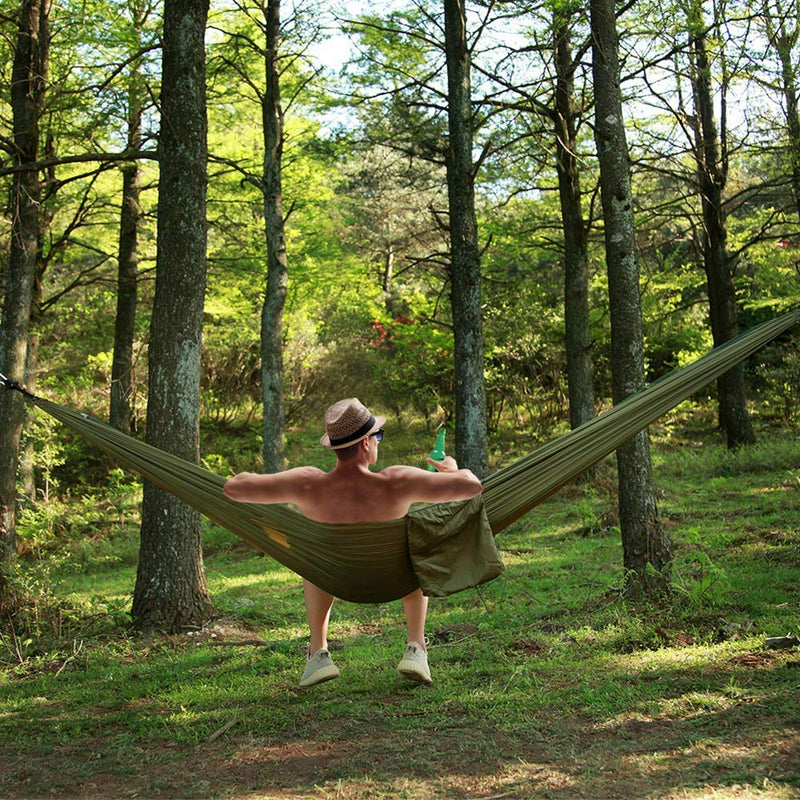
[[223, 397, 483, 687]]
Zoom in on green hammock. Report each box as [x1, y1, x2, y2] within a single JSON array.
[[10, 309, 800, 604]]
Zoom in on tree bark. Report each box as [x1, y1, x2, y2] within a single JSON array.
[[132, 0, 212, 632], [443, 0, 488, 477], [591, 0, 671, 597], [110, 21, 144, 436], [260, 0, 288, 474], [383, 243, 395, 315], [553, 9, 595, 430], [19, 266, 43, 502], [763, 0, 800, 222], [687, 0, 755, 448], [110, 160, 140, 435], [0, 0, 50, 604]]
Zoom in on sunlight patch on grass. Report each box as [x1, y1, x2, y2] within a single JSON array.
[[659, 689, 751, 717], [205, 568, 297, 591], [617, 641, 755, 671]]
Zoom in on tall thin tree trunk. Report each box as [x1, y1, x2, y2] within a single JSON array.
[[591, 0, 671, 597], [688, 0, 754, 448], [0, 0, 50, 605], [260, 0, 287, 474], [19, 265, 43, 502], [383, 244, 395, 315], [553, 10, 595, 430], [132, 0, 212, 632], [110, 47, 143, 435], [777, 42, 800, 222], [110, 160, 140, 435], [443, 0, 488, 477], [763, 1, 800, 221]]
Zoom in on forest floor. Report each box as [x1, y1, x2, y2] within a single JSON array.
[[1, 419, 799, 799]]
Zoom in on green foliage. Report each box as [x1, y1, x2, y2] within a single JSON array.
[[20, 413, 66, 503], [6, 0, 799, 464], [671, 529, 732, 607], [368, 313, 456, 422]]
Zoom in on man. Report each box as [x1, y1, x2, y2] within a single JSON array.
[[223, 397, 483, 687]]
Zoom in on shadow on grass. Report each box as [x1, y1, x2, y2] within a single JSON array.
[[1, 689, 797, 799], [1, 632, 798, 799]]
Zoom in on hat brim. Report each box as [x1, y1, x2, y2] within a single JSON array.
[[321, 415, 386, 449]]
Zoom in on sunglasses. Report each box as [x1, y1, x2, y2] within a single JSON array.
[[370, 428, 384, 442]]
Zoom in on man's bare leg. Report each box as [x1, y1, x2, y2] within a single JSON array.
[[401, 588, 428, 648], [303, 579, 335, 655], [398, 588, 432, 682]]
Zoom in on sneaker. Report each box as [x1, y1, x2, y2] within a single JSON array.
[[299, 647, 340, 687], [397, 641, 432, 683]]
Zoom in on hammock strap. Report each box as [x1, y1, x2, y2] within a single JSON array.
[[0, 371, 35, 399]]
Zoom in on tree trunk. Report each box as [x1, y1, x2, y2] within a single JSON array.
[[590, 0, 671, 597], [763, 0, 800, 222], [383, 244, 395, 315], [260, 0, 288, 474], [553, 10, 595, 430], [132, 0, 212, 632], [19, 266, 44, 502], [443, 0, 488, 477], [688, 1, 755, 448], [110, 160, 140, 435], [110, 42, 144, 435], [0, 0, 50, 605]]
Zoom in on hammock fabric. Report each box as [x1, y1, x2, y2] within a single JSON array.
[[10, 309, 800, 604]]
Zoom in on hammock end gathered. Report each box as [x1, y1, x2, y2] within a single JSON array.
[[0, 371, 36, 399]]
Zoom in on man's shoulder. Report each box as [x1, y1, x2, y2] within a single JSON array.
[[281, 465, 326, 484], [291, 466, 327, 479]]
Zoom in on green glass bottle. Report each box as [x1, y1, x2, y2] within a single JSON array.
[[427, 428, 446, 471]]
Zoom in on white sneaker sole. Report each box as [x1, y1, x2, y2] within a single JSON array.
[[397, 659, 431, 683], [299, 664, 340, 687]]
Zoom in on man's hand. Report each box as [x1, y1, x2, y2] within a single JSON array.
[[426, 455, 458, 472]]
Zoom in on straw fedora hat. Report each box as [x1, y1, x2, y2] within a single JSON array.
[[320, 398, 386, 449]]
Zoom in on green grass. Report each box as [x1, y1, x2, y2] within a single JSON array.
[[1, 420, 799, 798]]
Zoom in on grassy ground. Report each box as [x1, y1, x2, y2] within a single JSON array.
[[1, 416, 799, 799]]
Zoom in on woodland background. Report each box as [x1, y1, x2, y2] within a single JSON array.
[[1, 0, 797, 433], [0, 0, 799, 623], [1, 4, 799, 796]]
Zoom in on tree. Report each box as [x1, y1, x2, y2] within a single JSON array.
[[590, 0, 671, 596], [450, 0, 599, 431], [110, 1, 154, 435], [552, 1, 595, 429], [342, 3, 496, 440], [686, 0, 755, 448], [132, 0, 213, 632], [756, 0, 800, 223], [0, 0, 51, 604], [338, 145, 449, 317], [260, 0, 289, 474], [207, 0, 328, 469], [443, 0, 488, 476]]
